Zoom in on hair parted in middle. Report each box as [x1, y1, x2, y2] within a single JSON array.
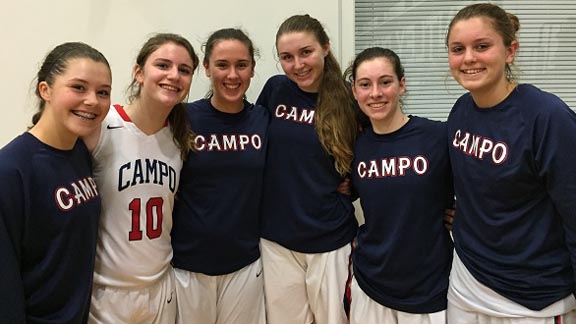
[[127, 33, 200, 160], [276, 14, 357, 176], [202, 28, 258, 99]]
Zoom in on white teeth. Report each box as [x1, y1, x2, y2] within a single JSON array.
[[462, 69, 483, 74], [73, 111, 96, 120], [161, 85, 179, 91], [295, 70, 310, 77], [224, 84, 240, 89], [369, 103, 385, 108]]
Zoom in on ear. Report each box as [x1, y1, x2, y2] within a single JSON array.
[[134, 65, 144, 84], [38, 81, 51, 102], [323, 42, 331, 58], [399, 77, 406, 96], [204, 62, 210, 78], [506, 40, 519, 64], [250, 61, 256, 78]]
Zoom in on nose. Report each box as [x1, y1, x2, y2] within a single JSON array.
[[84, 91, 98, 106], [463, 48, 476, 63], [228, 67, 239, 79], [167, 66, 180, 80], [294, 56, 304, 68], [370, 85, 382, 98]]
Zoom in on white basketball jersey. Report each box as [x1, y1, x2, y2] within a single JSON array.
[[92, 105, 182, 288]]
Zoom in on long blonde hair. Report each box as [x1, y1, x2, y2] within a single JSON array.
[[276, 14, 357, 176]]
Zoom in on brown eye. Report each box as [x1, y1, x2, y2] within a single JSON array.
[[179, 68, 192, 75], [475, 44, 490, 51], [450, 46, 463, 54], [98, 90, 110, 97]]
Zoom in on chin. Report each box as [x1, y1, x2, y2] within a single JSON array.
[[458, 76, 486, 88], [461, 82, 486, 93], [298, 81, 316, 92], [454, 79, 472, 91], [162, 99, 183, 109], [371, 116, 389, 123], [70, 126, 95, 139]]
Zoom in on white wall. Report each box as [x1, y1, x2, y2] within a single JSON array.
[[0, 0, 355, 146]]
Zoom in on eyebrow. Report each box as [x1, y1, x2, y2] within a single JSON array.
[[449, 37, 493, 44], [358, 74, 394, 80], [154, 58, 193, 70], [279, 45, 314, 55], [68, 78, 112, 88], [214, 59, 250, 63]]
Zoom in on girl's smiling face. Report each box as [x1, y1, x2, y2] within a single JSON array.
[[447, 17, 518, 105], [276, 31, 329, 93], [352, 57, 405, 129], [38, 58, 111, 142]]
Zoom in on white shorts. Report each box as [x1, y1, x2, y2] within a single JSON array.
[[260, 238, 352, 324], [174, 258, 265, 324], [350, 276, 446, 324], [448, 251, 576, 318], [89, 268, 176, 324], [447, 301, 576, 324]]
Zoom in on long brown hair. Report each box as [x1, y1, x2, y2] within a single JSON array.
[[127, 33, 200, 159], [276, 14, 357, 176]]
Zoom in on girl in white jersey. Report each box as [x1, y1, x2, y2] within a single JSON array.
[[85, 33, 199, 324], [445, 3, 576, 324]]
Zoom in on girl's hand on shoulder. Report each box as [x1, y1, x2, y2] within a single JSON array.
[[336, 178, 351, 196], [444, 207, 456, 231]]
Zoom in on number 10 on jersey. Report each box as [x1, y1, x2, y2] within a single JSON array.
[[128, 197, 164, 241]]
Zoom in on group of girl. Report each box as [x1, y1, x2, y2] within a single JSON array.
[[1, 3, 576, 324]]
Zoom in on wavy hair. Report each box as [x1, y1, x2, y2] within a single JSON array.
[[276, 14, 357, 176]]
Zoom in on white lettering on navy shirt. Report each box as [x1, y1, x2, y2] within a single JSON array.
[[452, 129, 508, 165], [357, 155, 428, 179], [275, 105, 315, 125], [55, 177, 99, 211], [194, 134, 263, 152]]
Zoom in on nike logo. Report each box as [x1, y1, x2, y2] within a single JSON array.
[[256, 269, 263, 278], [167, 291, 173, 304], [107, 125, 124, 129]]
